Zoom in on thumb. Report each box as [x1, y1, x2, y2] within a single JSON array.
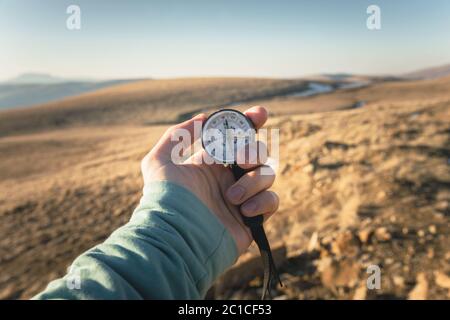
[[150, 114, 206, 164]]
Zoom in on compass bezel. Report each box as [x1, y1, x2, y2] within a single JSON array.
[[201, 109, 256, 164]]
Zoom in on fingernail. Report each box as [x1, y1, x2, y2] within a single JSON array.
[[227, 185, 245, 202], [242, 200, 257, 214], [194, 113, 205, 120]]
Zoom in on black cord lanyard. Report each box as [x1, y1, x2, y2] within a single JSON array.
[[230, 164, 282, 299]]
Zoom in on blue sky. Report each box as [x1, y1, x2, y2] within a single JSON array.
[[1, 0, 449, 80]]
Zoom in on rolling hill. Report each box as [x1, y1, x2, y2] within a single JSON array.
[[1, 74, 450, 137], [403, 63, 450, 80], [0, 74, 449, 300], [0, 78, 310, 136]]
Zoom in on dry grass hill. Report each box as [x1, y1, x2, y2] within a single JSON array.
[[0, 75, 449, 299]]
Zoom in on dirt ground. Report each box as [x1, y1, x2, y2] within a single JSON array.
[[0, 76, 449, 299]]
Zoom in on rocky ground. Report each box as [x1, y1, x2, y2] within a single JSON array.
[[210, 98, 450, 300], [0, 77, 449, 299]]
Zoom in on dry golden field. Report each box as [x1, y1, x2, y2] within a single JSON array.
[[0, 76, 449, 299]]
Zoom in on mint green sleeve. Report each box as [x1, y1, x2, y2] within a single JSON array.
[[33, 181, 238, 300]]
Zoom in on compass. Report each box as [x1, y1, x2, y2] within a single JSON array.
[[201, 109, 255, 165]]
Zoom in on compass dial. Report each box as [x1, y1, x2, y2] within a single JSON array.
[[202, 109, 255, 164]]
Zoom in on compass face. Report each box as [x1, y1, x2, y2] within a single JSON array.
[[202, 109, 255, 164]]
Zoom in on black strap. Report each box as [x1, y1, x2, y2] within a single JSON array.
[[230, 165, 282, 299]]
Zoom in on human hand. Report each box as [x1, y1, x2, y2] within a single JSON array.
[[141, 106, 279, 255]]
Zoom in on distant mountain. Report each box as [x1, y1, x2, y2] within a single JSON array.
[[402, 63, 450, 80], [312, 73, 398, 83], [320, 73, 355, 81], [319, 64, 450, 82], [5, 73, 78, 84], [0, 75, 140, 110]]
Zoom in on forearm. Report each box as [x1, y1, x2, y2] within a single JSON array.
[[34, 181, 238, 300]]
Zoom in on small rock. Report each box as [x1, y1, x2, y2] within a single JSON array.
[[376, 191, 387, 201], [303, 164, 314, 173], [393, 276, 405, 288], [374, 227, 391, 242], [428, 225, 437, 234], [436, 200, 448, 211], [358, 228, 372, 244], [307, 232, 319, 252], [434, 271, 450, 289], [408, 273, 428, 300], [353, 282, 367, 300]]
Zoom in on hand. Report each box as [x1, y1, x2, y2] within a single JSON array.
[[141, 106, 279, 255]]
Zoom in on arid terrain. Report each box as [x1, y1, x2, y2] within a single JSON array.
[[0, 75, 449, 299]]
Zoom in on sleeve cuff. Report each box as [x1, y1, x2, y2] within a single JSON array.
[[132, 180, 238, 296]]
